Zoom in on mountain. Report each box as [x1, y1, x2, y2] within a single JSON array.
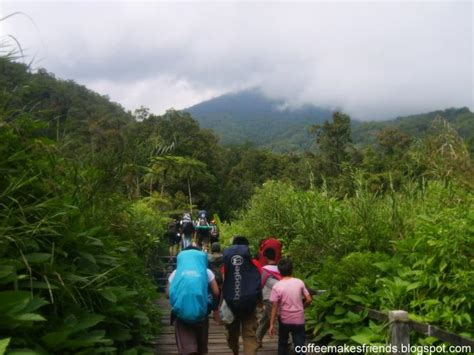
[[184, 90, 333, 152], [185, 89, 473, 153], [351, 107, 474, 148]]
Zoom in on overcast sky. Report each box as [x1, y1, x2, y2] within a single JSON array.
[[1, 1, 473, 119]]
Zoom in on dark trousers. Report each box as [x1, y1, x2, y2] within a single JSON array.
[[278, 320, 306, 355]]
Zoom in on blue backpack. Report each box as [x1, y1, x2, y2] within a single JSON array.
[[170, 249, 208, 323]]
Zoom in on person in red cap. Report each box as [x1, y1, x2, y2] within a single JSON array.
[[255, 237, 282, 266]]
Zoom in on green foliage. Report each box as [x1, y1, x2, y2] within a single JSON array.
[[227, 179, 473, 344], [310, 111, 352, 176], [0, 113, 160, 353], [0, 338, 10, 355]]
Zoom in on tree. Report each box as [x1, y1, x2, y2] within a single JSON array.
[[310, 111, 352, 176], [145, 155, 209, 212]]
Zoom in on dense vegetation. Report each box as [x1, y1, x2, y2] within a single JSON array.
[[221, 116, 474, 345], [1, 55, 473, 353]]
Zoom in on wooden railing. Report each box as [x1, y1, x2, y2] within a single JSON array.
[[358, 307, 474, 351], [309, 289, 474, 353]]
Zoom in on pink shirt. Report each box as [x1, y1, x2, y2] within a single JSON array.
[[270, 277, 310, 325]]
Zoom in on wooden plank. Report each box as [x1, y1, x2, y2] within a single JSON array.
[[409, 321, 474, 347], [155, 293, 279, 355]]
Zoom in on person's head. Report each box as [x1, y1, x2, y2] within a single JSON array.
[[263, 247, 276, 262], [183, 245, 200, 251], [211, 242, 221, 253], [232, 235, 249, 246], [278, 257, 293, 277]]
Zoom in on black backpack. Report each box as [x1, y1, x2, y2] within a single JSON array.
[[182, 221, 193, 234], [208, 254, 223, 287], [223, 245, 261, 315], [167, 220, 178, 234]]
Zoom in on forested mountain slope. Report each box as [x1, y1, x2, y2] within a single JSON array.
[[185, 89, 333, 151], [352, 107, 474, 150], [185, 89, 473, 153]]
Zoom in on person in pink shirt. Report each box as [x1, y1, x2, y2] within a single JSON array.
[[269, 258, 312, 355]]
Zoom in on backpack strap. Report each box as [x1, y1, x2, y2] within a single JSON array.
[[261, 269, 281, 286]]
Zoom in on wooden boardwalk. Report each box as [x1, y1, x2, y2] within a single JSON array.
[[154, 296, 279, 354]]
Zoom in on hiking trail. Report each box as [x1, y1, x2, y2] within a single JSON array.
[[153, 256, 279, 354]]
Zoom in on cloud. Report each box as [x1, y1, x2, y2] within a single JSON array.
[[2, 1, 472, 119]]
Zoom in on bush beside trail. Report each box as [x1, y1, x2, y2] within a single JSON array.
[[221, 180, 474, 344], [0, 115, 162, 353]]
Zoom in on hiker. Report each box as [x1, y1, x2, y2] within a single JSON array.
[[255, 237, 282, 267], [179, 212, 194, 249], [222, 236, 261, 355], [208, 242, 224, 287], [256, 247, 281, 347], [194, 210, 211, 251], [269, 258, 312, 355], [166, 218, 181, 257], [210, 219, 220, 244], [167, 247, 220, 355], [208, 242, 224, 311]]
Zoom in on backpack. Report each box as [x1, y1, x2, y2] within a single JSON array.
[[223, 245, 261, 315], [181, 214, 193, 234], [197, 218, 208, 226], [167, 220, 178, 234], [208, 254, 223, 287], [169, 249, 208, 323], [258, 238, 282, 266]]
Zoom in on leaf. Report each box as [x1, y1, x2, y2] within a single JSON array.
[[351, 333, 373, 344], [406, 282, 422, 291], [61, 330, 109, 349], [78, 252, 96, 265], [24, 253, 52, 264], [133, 310, 150, 325], [42, 331, 71, 347], [99, 288, 117, 303], [70, 314, 105, 333], [333, 305, 346, 315], [0, 338, 11, 355], [346, 294, 367, 304], [85, 237, 104, 247], [23, 297, 49, 313], [373, 262, 391, 272], [0, 265, 15, 280], [109, 328, 131, 341], [18, 281, 59, 290], [13, 313, 46, 322], [0, 291, 30, 313]]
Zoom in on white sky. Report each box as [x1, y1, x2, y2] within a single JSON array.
[[1, 1, 473, 119]]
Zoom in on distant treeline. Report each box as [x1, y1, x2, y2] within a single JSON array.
[[1, 59, 473, 220]]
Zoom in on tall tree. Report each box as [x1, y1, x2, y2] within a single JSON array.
[[310, 111, 352, 176]]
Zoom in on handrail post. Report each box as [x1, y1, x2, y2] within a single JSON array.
[[389, 310, 410, 354]]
